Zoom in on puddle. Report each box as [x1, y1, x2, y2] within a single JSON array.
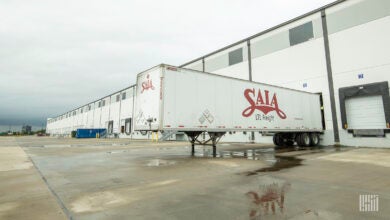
[[194, 147, 276, 161], [245, 156, 302, 176], [107, 150, 128, 154], [146, 159, 176, 167], [274, 146, 326, 153], [193, 147, 303, 175], [43, 144, 72, 148], [208, 160, 239, 167]]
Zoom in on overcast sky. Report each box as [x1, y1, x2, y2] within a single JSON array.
[[0, 0, 334, 128]]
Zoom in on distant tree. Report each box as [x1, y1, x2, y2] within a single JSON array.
[[34, 129, 46, 136], [22, 125, 32, 135]]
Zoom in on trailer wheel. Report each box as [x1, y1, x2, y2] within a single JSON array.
[[286, 140, 294, 146], [273, 135, 278, 146], [309, 133, 320, 146], [297, 133, 310, 147], [273, 133, 283, 146], [295, 134, 302, 146], [273, 134, 280, 146]]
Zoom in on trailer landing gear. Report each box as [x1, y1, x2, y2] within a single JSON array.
[[184, 131, 226, 157], [186, 131, 202, 156]]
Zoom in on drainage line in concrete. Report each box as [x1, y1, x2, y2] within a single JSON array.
[[24, 150, 74, 220]]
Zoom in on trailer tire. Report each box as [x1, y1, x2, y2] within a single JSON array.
[[273, 134, 280, 146], [295, 134, 302, 146], [273, 135, 278, 146], [309, 133, 320, 146], [273, 133, 283, 146], [286, 140, 294, 146], [297, 133, 310, 147]]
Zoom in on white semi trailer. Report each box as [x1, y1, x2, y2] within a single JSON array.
[[135, 64, 323, 156]]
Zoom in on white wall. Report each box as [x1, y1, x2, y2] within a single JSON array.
[[109, 93, 121, 134], [329, 14, 390, 147]]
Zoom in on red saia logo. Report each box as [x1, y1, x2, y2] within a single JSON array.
[[141, 74, 155, 93], [242, 89, 287, 119]]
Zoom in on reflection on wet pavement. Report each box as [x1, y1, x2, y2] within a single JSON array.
[[245, 156, 302, 175], [246, 181, 291, 219], [146, 159, 177, 167], [187, 146, 347, 176]]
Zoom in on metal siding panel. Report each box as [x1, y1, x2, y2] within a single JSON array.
[[327, 0, 390, 35], [251, 31, 290, 59]]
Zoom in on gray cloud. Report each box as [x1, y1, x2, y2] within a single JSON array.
[[0, 0, 334, 127]]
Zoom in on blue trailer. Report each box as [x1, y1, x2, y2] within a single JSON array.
[[76, 128, 106, 138]]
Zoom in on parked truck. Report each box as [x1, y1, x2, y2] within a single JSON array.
[[134, 64, 323, 156]]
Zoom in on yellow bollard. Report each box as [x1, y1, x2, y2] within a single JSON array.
[[151, 132, 158, 142]]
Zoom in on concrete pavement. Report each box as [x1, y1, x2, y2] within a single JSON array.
[[0, 136, 389, 219]]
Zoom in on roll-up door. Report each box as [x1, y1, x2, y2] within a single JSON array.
[[345, 95, 386, 129]]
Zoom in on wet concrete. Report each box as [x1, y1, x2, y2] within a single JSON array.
[[0, 137, 67, 220], [193, 147, 304, 175], [245, 156, 302, 175], [1, 136, 389, 220]]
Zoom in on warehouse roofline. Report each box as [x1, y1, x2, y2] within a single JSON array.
[[179, 0, 345, 68], [49, 84, 136, 120], [52, 63, 180, 119]]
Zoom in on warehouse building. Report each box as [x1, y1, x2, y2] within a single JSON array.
[[47, 0, 390, 147], [47, 85, 142, 139]]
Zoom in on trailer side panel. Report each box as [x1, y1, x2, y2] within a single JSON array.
[[161, 67, 322, 132]]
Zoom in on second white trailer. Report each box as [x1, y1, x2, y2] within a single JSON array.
[[135, 64, 323, 156]]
